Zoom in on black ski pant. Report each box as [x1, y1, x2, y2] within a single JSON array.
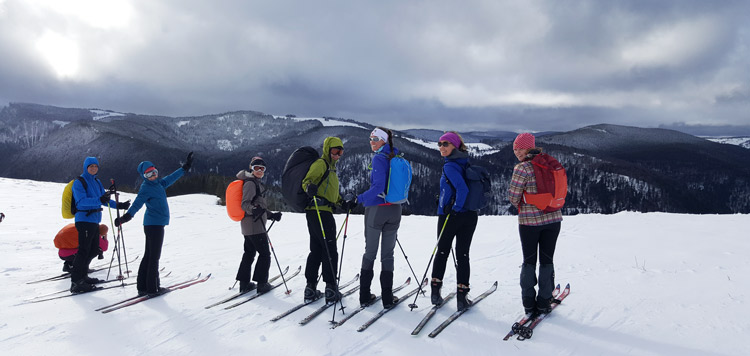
[[519, 222, 560, 265], [431, 211, 477, 287], [137, 225, 165, 293], [235, 233, 271, 284], [71, 222, 100, 282], [304, 210, 338, 286], [519, 222, 561, 301]]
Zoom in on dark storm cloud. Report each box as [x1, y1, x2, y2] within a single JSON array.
[[0, 0, 748, 135]]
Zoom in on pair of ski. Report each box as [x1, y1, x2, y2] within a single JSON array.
[[22, 269, 170, 304], [97, 273, 212, 313], [414, 281, 499, 338], [503, 283, 571, 341], [270, 273, 360, 322], [220, 266, 302, 310], [325, 277, 423, 331], [26, 255, 140, 284], [204, 266, 295, 309]]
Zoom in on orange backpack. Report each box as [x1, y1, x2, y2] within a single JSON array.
[[54, 224, 79, 249], [225, 179, 261, 221]]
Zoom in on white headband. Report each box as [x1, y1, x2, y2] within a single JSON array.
[[371, 128, 389, 142]]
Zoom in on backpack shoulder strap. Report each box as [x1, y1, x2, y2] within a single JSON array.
[[317, 158, 330, 185], [76, 176, 88, 191], [245, 179, 263, 205]]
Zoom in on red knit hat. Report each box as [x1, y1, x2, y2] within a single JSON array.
[[513, 133, 535, 149]]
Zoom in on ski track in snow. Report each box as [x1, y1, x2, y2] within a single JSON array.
[[0, 177, 748, 355]]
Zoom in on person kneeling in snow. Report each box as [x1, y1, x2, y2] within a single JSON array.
[[54, 223, 109, 273], [115, 152, 193, 297]]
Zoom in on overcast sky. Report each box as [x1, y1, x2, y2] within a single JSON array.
[[1, 0, 748, 134]]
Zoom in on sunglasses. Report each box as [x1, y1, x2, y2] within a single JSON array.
[[437, 141, 452, 148], [330, 148, 344, 156], [252, 165, 266, 172], [143, 168, 159, 179], [369, 137, 382, 142]]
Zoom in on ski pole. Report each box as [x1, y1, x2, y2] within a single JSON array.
[[105, 182, 123, 283], [265, 220, 291, 294], [396, 238, 425, 296], [314, 198, 340, 302], [408, 213, 450, 310], [330, 209, 350, 323], [315, 216, 349, 283], [111, 180, 130, 279]]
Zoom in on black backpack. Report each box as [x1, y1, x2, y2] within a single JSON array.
[[281, 147, 330, 212]]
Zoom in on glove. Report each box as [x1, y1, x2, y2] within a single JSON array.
[[269, 211, 282, 222], [100, 192, 112, 204], [342, 198, 357, 211], [117, 200, 131, 210], [251, 205, 266, 218], [114, 213, 132, 227], [306, 184, 318, 198], [182, 151, 194, 171]]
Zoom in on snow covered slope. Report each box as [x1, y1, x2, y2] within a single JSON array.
[[0, 177, 747, 355]]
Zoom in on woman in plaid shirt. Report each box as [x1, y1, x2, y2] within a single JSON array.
[[508, 133, 563, 315]]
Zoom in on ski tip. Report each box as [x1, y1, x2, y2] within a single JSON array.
[[565, 283, 570, 288], [492, 281, 498, 286]]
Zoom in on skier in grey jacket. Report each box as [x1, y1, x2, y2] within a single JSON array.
[[235, 157, 282, 293]]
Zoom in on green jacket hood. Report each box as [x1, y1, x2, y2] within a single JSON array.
[[321, 136, 344, 166]]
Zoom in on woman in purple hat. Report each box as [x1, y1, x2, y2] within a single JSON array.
[[431, 131, 478, 311], [508, 133, 562, 316]]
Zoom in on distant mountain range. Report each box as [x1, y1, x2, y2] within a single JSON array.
[[1, 102, 749, 215]]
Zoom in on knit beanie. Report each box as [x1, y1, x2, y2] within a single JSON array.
[[250, 156, 266, 168], [439, 132, 462, 149], [513, 133, 536, 149]]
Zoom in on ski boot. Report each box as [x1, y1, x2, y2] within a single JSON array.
[[304, 282, 322, 303], [456, 285, 472, 311], [325, 283, 341, 304], [430, 279, 443, 305]]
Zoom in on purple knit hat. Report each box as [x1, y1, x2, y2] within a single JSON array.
[[439, 132, 462, 149]]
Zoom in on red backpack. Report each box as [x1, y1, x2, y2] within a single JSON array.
[[523, 153, 567, 213]]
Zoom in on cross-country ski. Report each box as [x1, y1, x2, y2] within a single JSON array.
[[223, 266, 301, 310], [205, 266, 289, 309], [427, 281, 498, 338]]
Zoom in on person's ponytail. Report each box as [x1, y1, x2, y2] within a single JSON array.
[[377, 126, 396, 159]]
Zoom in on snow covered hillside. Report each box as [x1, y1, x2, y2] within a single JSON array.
[[0, 177, 747, 355]]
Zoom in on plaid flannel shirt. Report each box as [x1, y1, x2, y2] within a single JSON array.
[[508, 161, 563, 226]]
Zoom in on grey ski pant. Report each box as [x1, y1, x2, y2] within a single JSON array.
[[361, 204, 402, 272]]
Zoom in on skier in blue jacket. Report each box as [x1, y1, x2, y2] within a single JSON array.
[[432, 131, 478, 311], [115, 152, 193, 296], [70, 156, 130, 293], [354, 127, 403, 308]]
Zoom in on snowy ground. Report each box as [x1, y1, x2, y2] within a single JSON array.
[[0, 177, 747, 356]]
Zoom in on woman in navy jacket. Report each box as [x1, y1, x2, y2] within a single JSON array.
[[116, 152, 193, 296], [355, 127, 403, 308], [431, 131, 478, 311]]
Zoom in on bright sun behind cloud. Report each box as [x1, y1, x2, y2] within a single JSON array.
[[36, 31, 80, 78]]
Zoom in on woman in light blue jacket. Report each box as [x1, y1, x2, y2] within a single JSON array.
[[116, 152, 193, 296]]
